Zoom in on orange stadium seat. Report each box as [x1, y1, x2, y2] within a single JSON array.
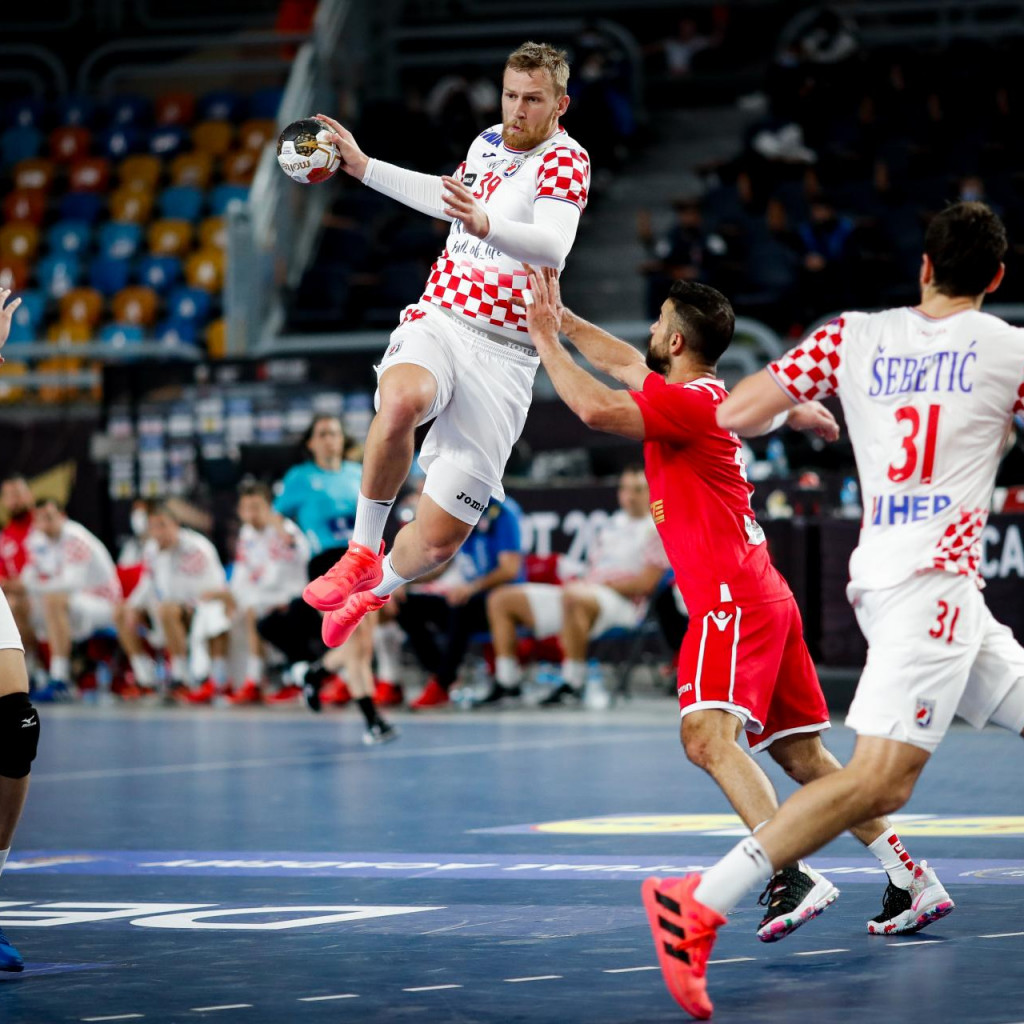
[[221, 149, 257, 185], [111, 285, 159, 326], [46, 322, 90, 344], [3, 189, 46, 225], [118, 154, 162, 192], [110, 186, 154, 224], [185, 247, 225, 292], [198, 216, 226, 251], [192, 120, 234, 157], [35, 354, 85, 403], [49, 125, 91, 165], [13, 158, 55, 192], [205, 316, 227, 358], [59, 287, 104, 328], [239, 118, 276, 152], [170, 151, 212, 189], [155, 92, 196, 127], [147, 218, 193, 257], [0, 361, 27, 403], [0, 257, 29, 290], [69, 156, 112, 193], [0, 222, 40, 262]]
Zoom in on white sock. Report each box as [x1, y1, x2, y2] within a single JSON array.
[[694, 837, 773, 916], [170, 655, 189, 684], [210, 657, 229, 687], [0, 848, 9, 878], [49, 655, 70, 684], [562, 659, 586, 689], [867, 828, 916, 888], [496, 656, 521, 687], [245, 655, 263, 682], [371, 554, 412, 598], [373, 622, 403, 683], [352, 492, 395, 550], [129, 654, 156, 686]]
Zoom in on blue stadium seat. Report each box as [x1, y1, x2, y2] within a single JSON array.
[[209, 184, 249, 216], [99, 323, 145, 347], [137, 255, 182, 294], [98, 222, 143, 260], [55, 94, 96, 127], [47, 220, 93, 257], [7, 290, 45, 343], [248, 87, 283, 120], [158, 185, 204, 222], [148, 126, 189, 158], [89, 256, 132, 298], [155, 317, 199, 346], [1, 127, 42, 168], [197, 90, 243, 122], [166, 286, 212, 324], [6, 98, 45, 129], [36, 255, 82, 299], [106, 94, 151, 128], [98, 127, 141, 160], [59, 191, 104, 224]]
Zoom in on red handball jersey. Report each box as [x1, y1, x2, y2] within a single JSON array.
[[0, 512, 33, 580], [629, 373, 791, 614]]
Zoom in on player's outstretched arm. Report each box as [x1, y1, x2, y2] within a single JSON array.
[[313, 114, 369, 180], [718, 369, 840, 441], [524, 268, 645, 441], [0, 288, 22, 359]]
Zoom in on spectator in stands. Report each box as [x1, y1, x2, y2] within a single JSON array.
[[21, 498, 121, 701], [647, 15, 724, 81], [0, 476, 36, 667], [795, 193, 855, 316], [114, 502, 228, 701], [403, 497, 526, 710], [483, 467, 669, 706]]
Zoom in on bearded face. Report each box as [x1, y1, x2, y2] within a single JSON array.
[[501, 68, 565, 150]]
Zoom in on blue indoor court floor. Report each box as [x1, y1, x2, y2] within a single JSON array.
[[2, 702, 1023, 1024]]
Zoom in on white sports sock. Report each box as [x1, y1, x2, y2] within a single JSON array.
[[867, 828, 916, 888], [0, 848, 8, 879], [373, 622, 403, 683], [562, 659, 586, 689], [495, 656, 520, 687], [49, 656, 70, 684], [694, 837, 773, 916], [352, 492, 395, 550], [170, 655, 189, 684], [245, 655, 263, 682], [371, 554, 412, 598], [129, 655, 156, 686]]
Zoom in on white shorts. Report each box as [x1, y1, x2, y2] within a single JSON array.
[[847, 570, 1024, 751], [31, 592, 115, 643], [0, 589, 24, 652], [521, 582, 642, 640], [375, 302, 539, 501]]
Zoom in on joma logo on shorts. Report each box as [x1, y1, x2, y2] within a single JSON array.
[[456, 492, 487, 513]]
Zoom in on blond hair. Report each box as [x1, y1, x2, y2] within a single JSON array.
[[505, 41, 570, 97]]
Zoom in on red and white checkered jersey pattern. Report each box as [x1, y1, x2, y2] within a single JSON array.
[[773, 307, 1024, 590], [132, 528, 225, 608], [584, 510, 669, 602], [232, 520, 310, 610], [422, 124, 589, 339], [23, 520, 121, 601]]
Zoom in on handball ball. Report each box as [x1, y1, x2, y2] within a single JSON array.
[[276, 118, 341, 184]]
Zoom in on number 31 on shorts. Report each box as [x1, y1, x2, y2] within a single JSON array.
[[929, 599, 960, 644]]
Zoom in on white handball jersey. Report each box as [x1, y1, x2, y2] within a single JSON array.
[[130, 528, 226, 609], [423, 124, 589, 340], [231, 520, 310, 610], [584, 510, 670, 592], [769, 307, 1024, 590], [22, 520, 121, 602]]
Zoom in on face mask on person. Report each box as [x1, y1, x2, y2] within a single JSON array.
[[131, 508, 148, 537]]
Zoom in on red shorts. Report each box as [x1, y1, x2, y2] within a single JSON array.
[[677, 590, 829, 753]]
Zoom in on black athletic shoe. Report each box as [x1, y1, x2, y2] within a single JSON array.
[[363, 721, 400, 746], [867, 861, 953, 935], [303, 666, 329, 713], [471, 683, 521, 708], [539, 682, 582, 707], [756, 864, 839, 942]]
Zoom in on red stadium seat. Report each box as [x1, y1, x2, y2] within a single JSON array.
[[3, 189, 46, 225], [0, 257, 30, 290], [154, 92, 196, 127], [49, 125, 91, 165], [69, 156, 111, 193]]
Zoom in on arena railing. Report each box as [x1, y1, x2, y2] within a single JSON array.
[[0, 44, 69, 97]]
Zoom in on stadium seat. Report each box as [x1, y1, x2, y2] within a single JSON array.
[[1, 127, 42, 168], [137, 254, 183, 294], [112, 285, 159, 326], [170, 151, 212, 189], [37, 254, 83, 298], [89, 255, 132, 297], [193, 121, 234, 157], [239, 118, 276, 153], [148, 125, 189, 158], [49, 125, 91, 164], [167, 285, 212, 324], [6, 98, 45, 129], [13, 158, 55, 192], [3, 189, 45, 225], [248, 87, 283, 120], [198, 216, 226, 250], [221, 149, 257, 185], [110, 186, 154, 224], [7, 289, 44, 343], [98, 127, 141, 160], [36, 353, 86, 404], [0, 257, 29, 290], [59, 287, 104, 328], [209, 184, 249, 215], [155, 317, 200, 346], [46, 322, 90, 344], [98, 221, 143, 260], [59, 191, 104, 224], [0, 222, 40, 262], [185, 247, 225, 292], [154, 92, 195, 127], [119, 154, 162, 192], [198, 90, 243, 123], [205, 316, 227, 358], [0, 361, 28, 403], [69, 156, 111, 193], [99, 323, 145, 347], [106, 94, 151, 128], [158, 185, 204, 222], [147, 219, 193, 257], [47, 220, 93, 257], [55, 94, 96, 127]]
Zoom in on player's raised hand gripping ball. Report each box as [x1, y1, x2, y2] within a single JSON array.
[[277, 118, 342, 184], [0, 288, 23, 361]]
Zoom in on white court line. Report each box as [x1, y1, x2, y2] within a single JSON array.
[[31, 732, 658, 783], [707, 957, 756, 965], [504, 975, 563, 983], [82, 1016, 145, 1022], [979, 932, 1024, 939], [402, 985, 463, 992], [793, 949, 849, 957], [887, 940, 942, 948], [190, 1006, 253, 1013], [603, 966, 659, 974], [297, 994, 360, 1002]]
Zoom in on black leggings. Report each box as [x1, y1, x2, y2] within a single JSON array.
[[396, 591, 490, 692]]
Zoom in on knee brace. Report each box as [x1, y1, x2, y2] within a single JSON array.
[[0, 692, 40, 779]]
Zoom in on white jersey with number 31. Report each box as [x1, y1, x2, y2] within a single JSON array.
[[769, 307, 1024, 590]]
